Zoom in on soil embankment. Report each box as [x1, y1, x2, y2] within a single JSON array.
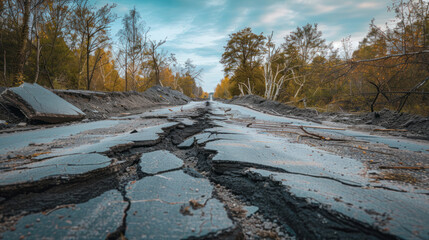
[[0, 85, 191, 128], [224, 95, 429, 139]]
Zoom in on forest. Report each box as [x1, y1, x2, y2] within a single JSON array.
[[215, 0, 429, 115], [0, 0, 207, 98]]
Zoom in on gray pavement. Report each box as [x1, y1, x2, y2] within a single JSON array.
[[0, 101, 428, 239]]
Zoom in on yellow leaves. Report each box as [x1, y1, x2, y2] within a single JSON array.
[[31, 152, 51, 158], [7, 152, 51, 161], [357, 145, 368, 150], [200, 91, 209, 99], [214, 76, 232, 99], [189, 199, 204, 209]]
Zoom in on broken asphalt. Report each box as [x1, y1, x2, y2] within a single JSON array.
[[0, 100, 428, 239]]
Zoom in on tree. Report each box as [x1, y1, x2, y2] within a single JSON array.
[[282, 23, 330, 99], [70, 0, 116, 90], [90, 48, 123, 91], [15, 0, 31, 85], [117, 7, 148, 91], [214, 76, 232, 99], [344, 0, 429, 113], [38, 0, 74, 88], [263, 32, 295, 101], [283, 23, 328, 65], [220, 27, 266, 95], [145, 39, 167, 86]]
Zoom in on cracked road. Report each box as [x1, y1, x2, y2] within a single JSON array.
[[0, 101, 428, 239]]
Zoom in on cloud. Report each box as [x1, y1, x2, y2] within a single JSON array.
[[148, 18, 193, 41], [173, 52, 220, 66], [295, 0, 347, 14], [260, 6, 296, 25], [106, 0, 396, 92], [226, 8, 250, 32], [357, 2, 383, 9], [170, 32, 226, 50], [318, 24, 343, 39]]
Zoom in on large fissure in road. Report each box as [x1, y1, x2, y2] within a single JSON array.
[[1, 101, 427, 239]]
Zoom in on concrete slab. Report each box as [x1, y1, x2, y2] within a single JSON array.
[[139, 150, 183, 174], [1, 190, 127, 240], [1, 83, 85, 123], [126, 170, 233, 239]]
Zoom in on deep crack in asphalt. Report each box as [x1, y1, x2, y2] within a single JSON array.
[[0, 101, 421, 239]]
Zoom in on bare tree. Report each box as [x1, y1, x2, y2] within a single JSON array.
[[31, 0, 46, 84], [238, 78, 253, 96], [117, 7, 148, 91], [145, 39, 167, 86], [71, 0, 116, 90], [263, 33, 293, 101]]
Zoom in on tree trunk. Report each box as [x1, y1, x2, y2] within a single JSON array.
[[124, 51, 128, 91], [34, 6, 40, 83], [16, 0, 31, 83], [86, 35, 91, 90], [3, 50, 7, 87], [368, 81, 380, 112], [34, 35, 41, 83]]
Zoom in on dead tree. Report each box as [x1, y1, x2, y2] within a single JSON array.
[[145, 39, 167, 86], [238, 78, 253, 96]]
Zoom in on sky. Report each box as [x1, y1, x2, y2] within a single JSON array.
[[96, 0, 396, 92]]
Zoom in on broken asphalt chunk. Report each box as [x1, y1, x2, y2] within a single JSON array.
[[125, 170, 233, 239], [1, 83, 85, 123], [139, 150, 184, 174], [0, 153, 112, 187], [1, 190, 127, 240]]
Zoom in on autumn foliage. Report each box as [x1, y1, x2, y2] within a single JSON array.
[[0, 0, 207, 98], [215, 0, 428, 115]]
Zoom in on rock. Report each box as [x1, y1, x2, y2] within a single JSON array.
[[17, 122, 27, 127], [1, 83, 85, 123], [243, 206, 259, 218], [264, 222, 273, 230]]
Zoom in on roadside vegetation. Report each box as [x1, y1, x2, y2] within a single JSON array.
[[215, 0, 429, 115], [0, 0, 208, 98]]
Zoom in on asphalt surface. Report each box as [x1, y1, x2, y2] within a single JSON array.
[[0, 101, 428, 239]]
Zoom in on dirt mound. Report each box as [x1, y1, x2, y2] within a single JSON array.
[[0, 86, 191, 126], [226, 95, 429, 138], [356, 109, 429, 135]]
